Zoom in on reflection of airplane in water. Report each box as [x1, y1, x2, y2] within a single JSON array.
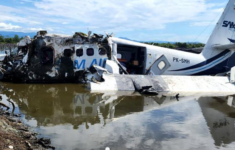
[[198, 97, 235, 147], [2, 84, 199, 128], [3, 84, 235, 146], [3, 84, 235, 148]]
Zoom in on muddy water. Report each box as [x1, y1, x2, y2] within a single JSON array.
[[1, 83, 235, 150]]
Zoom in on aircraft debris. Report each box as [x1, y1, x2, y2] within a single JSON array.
[[0, 102, 10, 110], [7, 99, 15, 115], [0, 31, 109, 83], [37, 138, 55, 150]]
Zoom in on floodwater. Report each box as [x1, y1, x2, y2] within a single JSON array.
[[1, 83, 235, 150]]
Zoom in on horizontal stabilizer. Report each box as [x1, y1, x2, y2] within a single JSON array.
[[213, 44, 235, 50]]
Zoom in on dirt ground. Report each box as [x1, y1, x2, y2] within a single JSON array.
[[0, 106, 55, 150]]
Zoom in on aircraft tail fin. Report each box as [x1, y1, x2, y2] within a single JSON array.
[[203, 0, 235, 57]]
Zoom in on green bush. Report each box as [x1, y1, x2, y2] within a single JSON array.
[[144, 42, 205, 49], [0, 34, 22, 44]]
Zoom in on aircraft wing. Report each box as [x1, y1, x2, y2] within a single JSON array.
[[213, 44, 235, 50]]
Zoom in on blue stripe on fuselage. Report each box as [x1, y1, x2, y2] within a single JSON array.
[[170, 50, 230, 71], [194, 51, 235, 75]]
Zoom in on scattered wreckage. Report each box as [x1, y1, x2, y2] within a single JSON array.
[[0, 31, 111, 83]]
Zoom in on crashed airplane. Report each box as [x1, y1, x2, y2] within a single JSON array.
[[0, 31, 110, 82], [1, 0, 235, 83]]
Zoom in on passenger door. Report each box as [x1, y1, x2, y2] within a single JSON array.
[[146, 55, 171, 75]]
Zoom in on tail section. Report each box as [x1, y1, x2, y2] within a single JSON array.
[[203, 0, 235, 58]]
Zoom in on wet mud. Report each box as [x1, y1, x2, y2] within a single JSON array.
[[0, 90, 55, 150]]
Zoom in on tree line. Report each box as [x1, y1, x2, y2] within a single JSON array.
[[0, 35, 23, 44], [144, 42, 205, 49], [0, 34, 205, 49]]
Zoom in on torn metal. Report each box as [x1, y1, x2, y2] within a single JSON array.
[[86, 66, 160, 95], [0, 31, 110, 83]]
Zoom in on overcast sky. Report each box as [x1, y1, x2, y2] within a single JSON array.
[[0, 0, 229, 42]]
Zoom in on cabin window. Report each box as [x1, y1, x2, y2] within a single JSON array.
[[64, 49, 73, 57], [87, 48, 94, 56], [99, 48, 106, 55], [76, 49, 83, 57], [158, 61, 166, 70]]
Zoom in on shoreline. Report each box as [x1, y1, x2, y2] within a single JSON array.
[[0, 100, 55, 150]]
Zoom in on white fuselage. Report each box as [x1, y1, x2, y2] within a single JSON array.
[[109, 37, 233, 75]]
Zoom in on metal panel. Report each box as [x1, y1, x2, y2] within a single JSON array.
[[147, 55, 171, 75]]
